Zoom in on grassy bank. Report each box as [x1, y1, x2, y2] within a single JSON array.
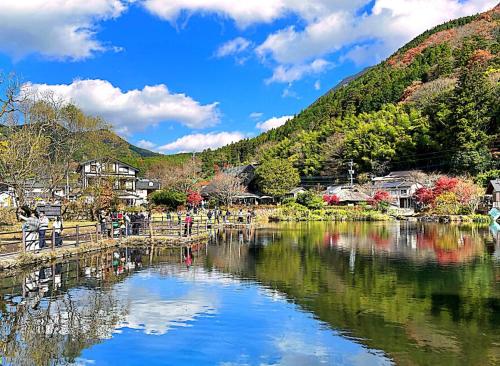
[[263, 204, 392, 222]]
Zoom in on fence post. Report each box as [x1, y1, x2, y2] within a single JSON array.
[[52, 229, 55, 251], [22, 229, 26, 253], [197, 223, 199, 236], [95, 223, 99, 242], [76, 225, 80, 247]]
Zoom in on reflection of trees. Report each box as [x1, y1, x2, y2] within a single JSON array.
[[208, 222, 500, 365], [0, 252, 129, 366]]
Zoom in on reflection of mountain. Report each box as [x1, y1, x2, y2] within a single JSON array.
[[207, 222, 500, 366]]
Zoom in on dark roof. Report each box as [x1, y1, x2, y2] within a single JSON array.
[[222, 165, 256, 186], [378, 181, 414, 189], [337, 189, 370, 202], [136, 179, 160, 190], [386, 170, 422, 178], [78, 158, 139, 173], [486, 179, 500, 194]]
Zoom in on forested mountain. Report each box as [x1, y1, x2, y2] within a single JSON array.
[[199, 4, 500, 182]]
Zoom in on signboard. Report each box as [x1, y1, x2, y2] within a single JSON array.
[[36, 204, 62, 218]]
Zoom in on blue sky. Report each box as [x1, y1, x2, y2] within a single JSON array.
[[0, 0, 495, 153]]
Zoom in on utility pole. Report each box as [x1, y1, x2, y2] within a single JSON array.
[[348, 160, 355, 187]]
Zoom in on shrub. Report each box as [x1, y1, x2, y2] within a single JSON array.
[[296, 192, 324, 209], [150, 190, 187, 209]]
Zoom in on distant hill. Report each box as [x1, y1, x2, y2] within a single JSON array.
[[75, 129, 190, 175], [200, 4, 500, 180]]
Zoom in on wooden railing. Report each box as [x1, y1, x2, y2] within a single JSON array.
[[0, 215, 254, 258]]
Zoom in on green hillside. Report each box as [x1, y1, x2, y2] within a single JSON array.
[[199, 5, 500, 181], [75, 129, 191, 175]]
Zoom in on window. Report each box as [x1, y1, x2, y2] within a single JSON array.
[[90, 164, 97, 173], [125, 181, 133, 190], [149, 182, 154, 187], [401, 189, 408, 195], [119, 166, 128, 173]]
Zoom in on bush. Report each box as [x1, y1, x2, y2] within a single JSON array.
[[296, 192, 324, 209], [150, 190, 187, 209]]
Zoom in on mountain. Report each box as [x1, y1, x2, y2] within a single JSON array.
[[75, 129, 191, 175], [200, 4, 500, 181]]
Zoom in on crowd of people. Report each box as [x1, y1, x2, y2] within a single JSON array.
[[19, 206, 258, 251]]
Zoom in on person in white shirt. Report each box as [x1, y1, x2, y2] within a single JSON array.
[[52, 216, 63, 247]]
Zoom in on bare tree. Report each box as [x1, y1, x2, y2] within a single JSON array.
[[207, 172, 246, 206], [146, 158, 202, 193]]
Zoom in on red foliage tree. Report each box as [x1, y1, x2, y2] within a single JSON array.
[[187, 190, 203, 207], [370, 190, 391, 204], [433, 176, 458, 196], [415, 187, 435, 205], [323, 194, 340, 206]]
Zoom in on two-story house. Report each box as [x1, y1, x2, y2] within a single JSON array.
[[372, 171, 423, 209], [78, 159, 140, 206]]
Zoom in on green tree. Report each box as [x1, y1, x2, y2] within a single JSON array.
[[150, 190, 186, 209], [448, 63, 495, 173], [256, 159, 300, 198]]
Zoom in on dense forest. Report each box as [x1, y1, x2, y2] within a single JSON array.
[[196, 5, 500, 182]]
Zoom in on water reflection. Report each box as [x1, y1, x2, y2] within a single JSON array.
[[206, 222, 500, 366]]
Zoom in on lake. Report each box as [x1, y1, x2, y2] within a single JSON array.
[[0, 222, 499, 365]]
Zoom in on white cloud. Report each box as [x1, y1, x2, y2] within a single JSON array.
[[215, 37, 251, 58], [314, 80, 321, 90], [265, 59, 332, 84], [136, 139, 157, 149], [158, 131, 246, 152], [249, 112, 263, 120], [0, 0, 126, 60], [26, 79, 220, 134], [257, 0, 496, 69], [256, 115, 293, 132], [141, 0, 365, 28]]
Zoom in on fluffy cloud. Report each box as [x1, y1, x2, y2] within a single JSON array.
[[257, 0, 497, 68], [26, 79, 220, 134], [249, 112, 263, 120], [136, 139, 157, 150], [256, 115, 293, 132], [215, 37, 252, 58], [158, 131, 245, 152], [265, 59, 332, 84], [141, 0, 365, 28], [0, 0, 126, 60]]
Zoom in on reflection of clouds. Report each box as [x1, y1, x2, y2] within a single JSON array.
[[263, 333, 392, 366], [158, 265, 241, 287], [117, 295, 216, 335], [115, 267, 220, 335]]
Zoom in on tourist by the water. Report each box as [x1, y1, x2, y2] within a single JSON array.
[[238, 209, 244, 223], [166, 211, 172, 226], [184, 213, 193, 236], [124, 212, 131, 236], [38, 211, 49, 249], [20, 211, 40, 251], [207, 209, 213, 224], [215, 208, 220, 224], [53, 216, 63, 247], [225, 209, 231, 223], [246, 210, 252, 224], [177, 210, 182, 225]]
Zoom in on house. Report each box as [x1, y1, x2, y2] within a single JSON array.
[[374, 180, 422, 209], [286, 187, 307, 199], [78, 159, 140, 206], [223, 164, 257, 189], [372, 171, 423, 209], [323, 186, 370, 205], [486, 179, 500, 208], [136, 178, 161, 206]]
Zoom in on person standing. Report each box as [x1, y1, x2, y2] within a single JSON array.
[[237, 209, 244, 224], [38, 211, 49, 249], [53, 216, 63, 247], [177, 210, 182, 226], [124, 212, 131, 236], [20, 211, 40, 251], [184, 213, 193, 236]]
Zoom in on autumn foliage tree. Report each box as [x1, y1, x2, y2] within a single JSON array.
[[369, 190, 392, 212], [323, 194, 340, 206], [187, 190, 202, 207]]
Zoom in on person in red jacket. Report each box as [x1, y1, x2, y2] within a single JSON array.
[[184, 213, 193, 236]]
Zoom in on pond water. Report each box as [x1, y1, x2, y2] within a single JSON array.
[[0, 222, 499, 365]]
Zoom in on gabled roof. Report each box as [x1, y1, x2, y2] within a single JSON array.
[[486, 179, 500, 194], [78, 158, 139, 173], [136, 179, 160, 190], [337, 189, 370, 202]]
